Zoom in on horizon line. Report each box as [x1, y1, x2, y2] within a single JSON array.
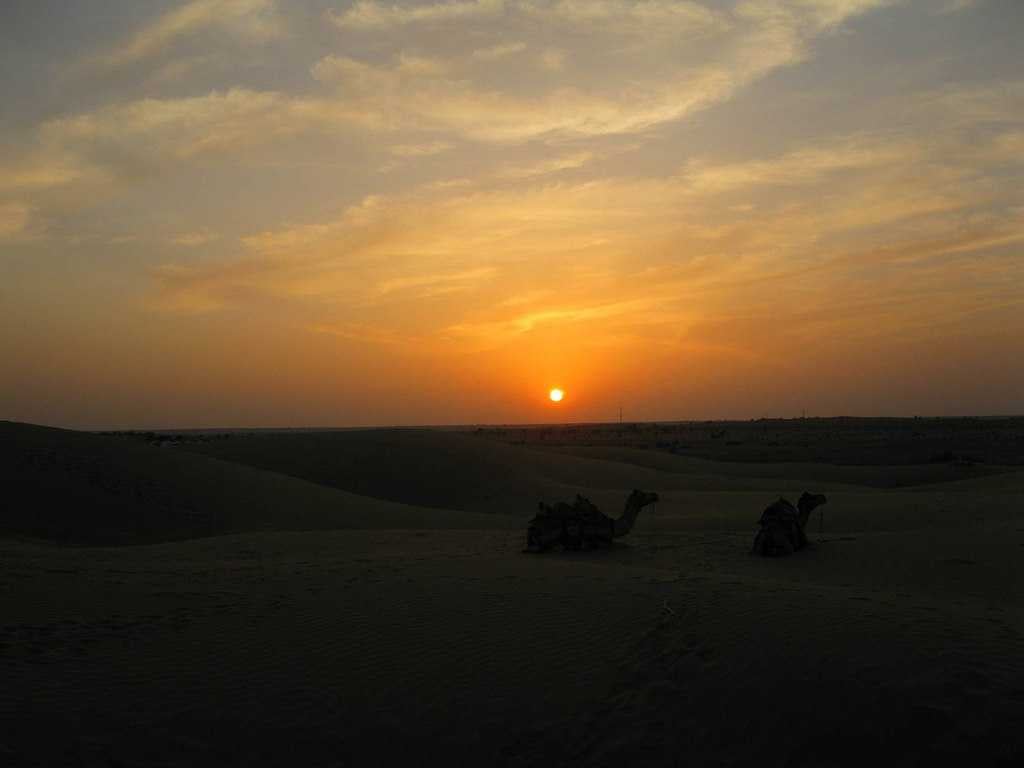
[[8, 414, 1024, 434]]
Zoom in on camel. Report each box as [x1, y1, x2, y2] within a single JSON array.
[[751, 492, 827, 556], [524, 489, 659, 553]]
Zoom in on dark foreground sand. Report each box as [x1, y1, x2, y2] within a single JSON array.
[[2, 422, 1023, 766]]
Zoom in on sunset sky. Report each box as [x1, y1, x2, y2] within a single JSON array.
[[2, 0, 1022, 428]]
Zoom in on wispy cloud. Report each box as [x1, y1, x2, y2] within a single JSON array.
[[172, 230, 220, 247], [146, 116, 1023, 370], [916, 81, 1024, 126], [496, 150, 593, 179], [444, 297, 661, 343], [936, 0, 982, 14], [329, 0, 505, 30], [680, 137, 918, 193], [88, 0, 283, 70], [0, 203, 34, 240], [309, 55, 748, 141], [0, 154, 95, 193], [311, 1, 899, 142], [376, 266, 497, 297], [537, 49, 566, 71], [471, 41, 527, 61], [2, 0, 908, 214], [146, 126, 991, 309], [308, 322, 411, 345], [521, 0, 727, 37], [389, 141, 455, 157], [148, 54, 221, 84], [1, 88, 376, 200]]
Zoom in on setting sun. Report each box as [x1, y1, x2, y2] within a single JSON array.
[[549, 389, 564, 403]]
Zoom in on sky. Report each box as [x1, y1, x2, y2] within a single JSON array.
[[1, 0, 1022, 429]]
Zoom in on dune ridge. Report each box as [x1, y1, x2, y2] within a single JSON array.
[[0, 422, 512, 544]]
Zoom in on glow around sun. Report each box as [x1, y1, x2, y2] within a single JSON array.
[[549, 388, 564, 403]]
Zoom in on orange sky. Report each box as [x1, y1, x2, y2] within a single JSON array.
[[1, 0, 1022, 428]]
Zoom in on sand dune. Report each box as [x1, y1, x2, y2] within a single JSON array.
[[548, 444, 1021, 489], [179, 428, 743, 516], [0, 422, 512, 544], [2, 421, 1023, 766]]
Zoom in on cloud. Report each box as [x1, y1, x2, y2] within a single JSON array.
[[0, 203, 34, 240], [0, 154, 97, 194], [389, 141, 455, 157], [172, 230, 220, 247], [443, 296, 660, 343], [329, 0, 505, 30], [916, 81, 1024, 127], [145, 117, 1023, 360], [150, 180, 657, 312], [538, 49, 566, 71], [395, 53, 451, 76], [1, 88, 376, 200], [311, 54, 750, 141], [42, 88, 292, 159], [238, 194, 395, 256], [4, 0, 905, 212], [90, 0, 283, 70], [736, 0, 896, 32], [375, 266, 498, 297], [308, 322, 410, 345], [8, 0, 994, 278], [328, 0, 728, 37], [935, 0, 982, 14], [311, 1, 898, 143], [680, 136, 918, 193], [148, 54, 221, 84], [471, 42, 528, 61], [521, 0, 727, 37], [496, 150, 593, 179]]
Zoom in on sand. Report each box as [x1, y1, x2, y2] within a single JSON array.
[[2, 421, 1023, 766]]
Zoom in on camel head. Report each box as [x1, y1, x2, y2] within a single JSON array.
[[611, 489, 660, 538], [628, 489, 660, 508], [797, 492, 827, 516]]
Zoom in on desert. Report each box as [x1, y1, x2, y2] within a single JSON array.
[[3, 418, 1023, 766]]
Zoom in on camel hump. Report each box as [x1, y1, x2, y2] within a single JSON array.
[[759, 497, 798, 525], [798, 491, 827, 512], [753, 496, 808, 556]]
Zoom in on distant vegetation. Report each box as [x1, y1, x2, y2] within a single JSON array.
[[475, 416, 1024, 467], [97, 430, 232, 447]]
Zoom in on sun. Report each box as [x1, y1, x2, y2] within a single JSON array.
[[549, 388, 564, 403]]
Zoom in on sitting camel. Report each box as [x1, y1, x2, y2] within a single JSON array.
[[751, 492, 827, 557], [525, 489, 659, 553]]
